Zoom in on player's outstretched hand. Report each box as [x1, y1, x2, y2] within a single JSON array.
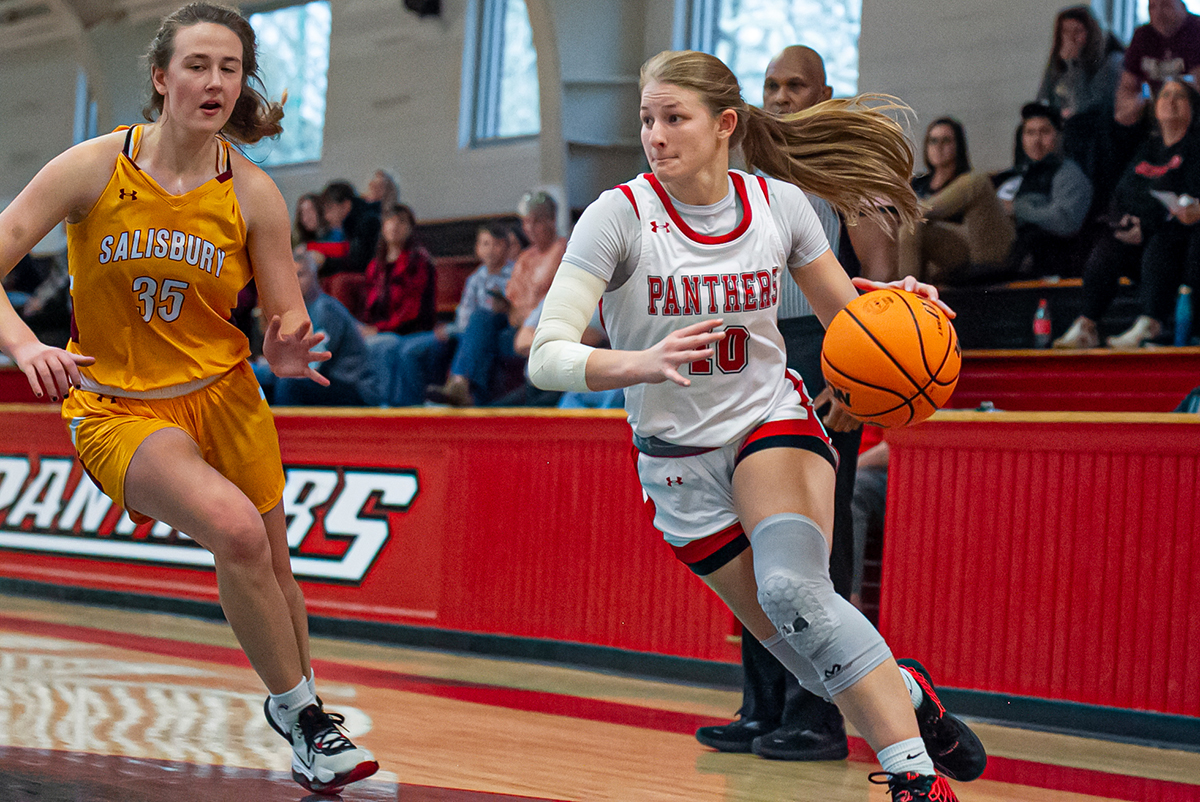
[[851, 275, 956, 319], [263, 315, 332, 386], [643, 318, 726, 387], [10, 340, 94, 401]]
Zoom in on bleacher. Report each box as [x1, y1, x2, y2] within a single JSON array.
[[940, 276, 1140, 350]]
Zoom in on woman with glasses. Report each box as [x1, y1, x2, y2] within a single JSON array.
[[897, 117, 1015, 285]]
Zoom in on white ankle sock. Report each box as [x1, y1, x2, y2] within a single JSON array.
[[899, 666, 924, 709], [306, 669, 316, 699], [269, 676, 316, 731], [877, 736, 935, 777]]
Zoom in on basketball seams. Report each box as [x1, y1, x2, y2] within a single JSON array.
[[895, 290, 940, 384], [821, 288, 960, 427], [819, 352, 917, 426], [843, 295, 941, 410]]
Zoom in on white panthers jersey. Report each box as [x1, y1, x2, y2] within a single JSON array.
[[603, 170, 798, 448]]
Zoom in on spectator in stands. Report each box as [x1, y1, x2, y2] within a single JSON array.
[[1056, 76, 1200, 349], [1037, 6, 1124, 176], [255, 249, 376, 406], [425, 191, 568, 406], [1041, 7, 1124, 120], [316, 180, 381, 277], [500, 298, 612, 408], [292, 193, 327, 248], [898, 118, 1014, 285], [1114, 0, 1200, 126], [363, 169, 399, 213], [360, 203, 437, 338], [761, 45, 897, 283], [996, 102, 1093, 277], [372, 223, 514, 406], [504, 191, 569, 329]]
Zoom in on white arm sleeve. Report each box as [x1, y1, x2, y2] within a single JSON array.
[[528, 263, 608, 392]]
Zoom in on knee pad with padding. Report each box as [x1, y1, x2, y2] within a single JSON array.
[[750, 513, 892, 696]]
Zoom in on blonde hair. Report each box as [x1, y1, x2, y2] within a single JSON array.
[[143, 2, 284, 145], [639, 50, 919, 231]]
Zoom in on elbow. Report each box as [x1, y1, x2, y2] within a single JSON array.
[[527, 339, 561, 391]]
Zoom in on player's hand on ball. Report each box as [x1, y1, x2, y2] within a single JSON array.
[[851, 276, 955, 319], [263, 315, 332, 386], [10, 340, 94, 401], [644, 318, 726, 387], [814, 386, 862, 432]]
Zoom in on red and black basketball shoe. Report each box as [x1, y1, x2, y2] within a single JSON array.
[[897, 658, 987, 782], [869, 771, 958, 802]]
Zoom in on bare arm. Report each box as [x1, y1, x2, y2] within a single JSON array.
[[1114, 70, 1146, 126], [791, 249, 860, 327], [0, 134, 121, 397], [235, 157, 329, 384], [846, 214, 898, 283]]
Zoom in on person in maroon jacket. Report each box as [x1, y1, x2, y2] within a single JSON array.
[[359, 203, 437, 338]]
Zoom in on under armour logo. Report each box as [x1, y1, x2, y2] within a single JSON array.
[[650, 220, 671, 233], [665, 476, 683, 486], [824, 664, 843, 679], [119, 189, 137, 200]]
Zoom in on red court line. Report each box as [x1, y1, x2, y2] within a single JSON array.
[[3, 614, 1197, 802]]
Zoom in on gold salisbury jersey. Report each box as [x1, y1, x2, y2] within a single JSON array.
[[67, 126, 252, 395]]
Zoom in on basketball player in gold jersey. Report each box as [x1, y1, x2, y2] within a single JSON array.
[[0, 4, 377, 794]]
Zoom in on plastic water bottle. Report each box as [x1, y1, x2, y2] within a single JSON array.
[[1033, 298, 1052, 348], [1175, 285, 1193, 347]]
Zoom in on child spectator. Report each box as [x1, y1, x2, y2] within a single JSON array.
[[360, 203, 437, 337]]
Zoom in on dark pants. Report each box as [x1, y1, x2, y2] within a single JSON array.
[[449, 309, 519, 404], [736, 316, 863, 727], [1082, 224, 1200, 324], [1006, 224, 1080, 279], [256, 362, 364, 407]]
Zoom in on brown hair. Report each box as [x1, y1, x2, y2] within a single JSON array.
[[374, 202, 419, 264], [639, 50, 919, 230], [143, 2, 283, 145], [1047, 6, 1107, 79]]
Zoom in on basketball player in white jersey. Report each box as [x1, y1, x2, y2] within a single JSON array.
[[529, 50, 985, 801]]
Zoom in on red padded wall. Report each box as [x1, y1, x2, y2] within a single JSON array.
[[0, 406, 740, 664], [881, 412, 1200, 717]]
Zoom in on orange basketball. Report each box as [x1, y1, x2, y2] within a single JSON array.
[[820, 289, 960, 428]]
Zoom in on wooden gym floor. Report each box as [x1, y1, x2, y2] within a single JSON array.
[[0, 594, 1197, 801]]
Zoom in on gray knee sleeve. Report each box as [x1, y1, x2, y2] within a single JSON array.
[[761, 631, 830, 701], [750, 513, 892, 696]]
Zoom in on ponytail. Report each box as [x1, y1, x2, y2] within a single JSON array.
[[641, 50, 920, 231], [741, 97, 919, 231]]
